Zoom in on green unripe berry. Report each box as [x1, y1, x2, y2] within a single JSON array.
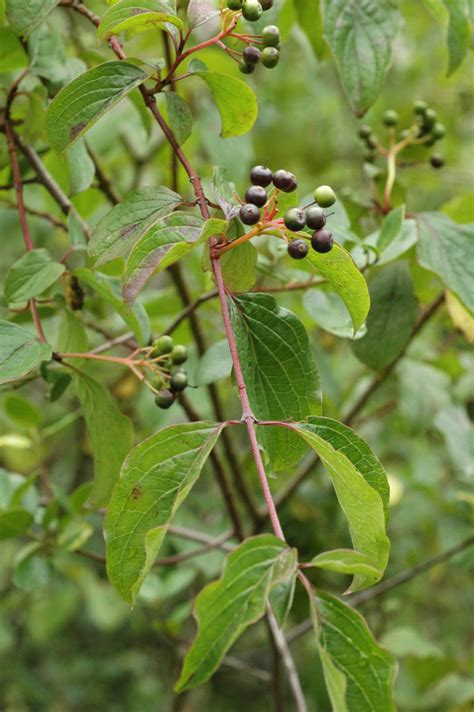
[[227, 0, 242, 9], [153, 334, 173, 356], [314, 185, 336, 208], [423, 108, 437, 128], [171, 345, 188, 365], [261, 46, 279, 68], [170, 371, 188, 393], [364, 150, 376, 163], [414, 100, 428, 115], [242, 0, 263, 21], [358, 125, 372, 139], [432, 122, 446, 140], [365, 134, 377, 149], [155, 389, 175, 409], [284, 208, 306, 231], [239, 61, 255, 74], [262, 25, 281, 47], [382, 110, 399, 127]]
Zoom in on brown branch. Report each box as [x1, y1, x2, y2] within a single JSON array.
[[86, 142, 122, 205], [0, 199, 68, 230]]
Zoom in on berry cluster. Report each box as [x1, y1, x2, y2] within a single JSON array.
[[286, 185, 337, 259], [239, 25, 281, 73], [358, 102, 446, 169], [227, 0, 274, 21], [149, 335, 189, 410], [239, 165, 298, 225]]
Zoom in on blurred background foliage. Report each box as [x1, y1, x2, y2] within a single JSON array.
[[0, 0, 473, 710]]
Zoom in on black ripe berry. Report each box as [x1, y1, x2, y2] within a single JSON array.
[[288, 239, 309, 260], [305, 206, 326, 231], [273, 169, 297, 192], [245, 185, 267, 207], [243, 46, 261, 65], [240, 203, 261, 225], [170, 371, 188, 393], [311, 230, 334, 254], [262, 25, 281, 47], [242, 0, 263, 21], [250, 165, 272, 187], [430, 154, 445, 169], [284, 208, 306, 231], [155, 389, 176, 409], [239, 61, 255, 75], [260, 0, 273, 8], [261, 47, 280, 68]]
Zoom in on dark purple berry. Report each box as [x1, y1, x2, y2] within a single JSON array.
[[311, 230, 334, 254], [155, 389, 176, 409], [243, 46, 261, 65], [250, 165, 273, 187], [288, 239, 309, 260], [240, 203, 261, 225], [273, 169, 297, 192], [245, 185, 267, 207], [305, 206, 326, 231], [430, 154, 444, 169], [260, 0, 273, 8], [284, 208, 306, 231]]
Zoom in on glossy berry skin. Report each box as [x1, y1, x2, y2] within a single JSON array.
[[243, 46, 261, 65], [262, 25, 280, 47], [245, 185, 267, 207], [250, 165, 272, 187], [305, 206, 326, 231], [153, 334, 173, 355], [170, 371, 188, 392], [358, 125, 372, 139], [430, 154, 444, 169], [414, 100, 428, 115], [432, 122, 446, 140], [242, 0, 263, 21], [171, 345, 188, 365], [260, 0, 273, 8], [287, 239, 309, 260], [284, 208, 306, 231], [382, 109, 399, 127], [227, 0, 242, 8], [239, 61, 255, 74], [314, 185, 336, 208], [261, 47, 280, 68], [311, 230, 334, 254], [240, 203, 261, 225], [155, 389, 176, 409], [273, 169, 297, 192]]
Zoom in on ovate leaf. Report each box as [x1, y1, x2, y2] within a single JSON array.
[[293, 0, 325, 59], [442, 0, 471, 75], [0, 27, 28, 71], [75, 373, 134, 508], [74, 268, 151, 345], [352, 263, 418, 371], [187, 0, 219, 27], [45, 61, 151, 153], [0, 508, 34, 539], [322, 0, 401, 115], [292, 417, 390, 590], [312, 592, 397, 711], [305, 244, 370, 333], [66, 138, 95, 195], [230, 294, 321, 470], [122, 212, 209, 305], [311, 549, 381, 580], [416, 213, 474, 312], [378, 205, 405, 252], [192, 70, 258, 138], [105, 422, 223, 603], [0, 321, 52, 385], [165, 92, 193, 145], [4, 249, 65, 304], [175, 535, 297, 691], [303, 290, 368, 340], [88, 186, 182, 266], [6, 0, 58, 37], [97, 0, 183, 43], [220, 240, 257, 292]]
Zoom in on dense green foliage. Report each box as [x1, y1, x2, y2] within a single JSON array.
[[0, 1, 473, 710]]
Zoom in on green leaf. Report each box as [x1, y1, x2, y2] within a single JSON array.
[[293, 0, 325, 60], [305, 243, 370, 333], [220, 240, 257, 292], [442, 0, 472, 75], [292, 417, 390, 590], [192, 70, 258, 138], [122, 213, 210, 305], [311, 549, 381, 580], [175, 535, 297, 691], [97, 0, 183, 43], [230, 293, 321, 470], [4, 249, 65, 304], [74, 268, 151, 346], [0, 320, 52, 385], [0, 27, 27, 70], [105, 422, 223, 603], [194, 340, 232, 386], [0, 508, 34, 539], [378, 205, 405, 252], [417, 213, 474, 312], [88, 186, 182, 266], [352, 264, 418, 371], [313, 592, 397, 711], [56, 309, 89, 359], [322, 0, 401, 115], [6, 0, 58, 37], [4, 393, 42, 429], [165, 92, 193, 146], [75, 372, 134, 508], [45, 61, 151, 153], [303, 290, 367, 340], [187, 0, 219, 27], [66, 138, 95, 195]]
